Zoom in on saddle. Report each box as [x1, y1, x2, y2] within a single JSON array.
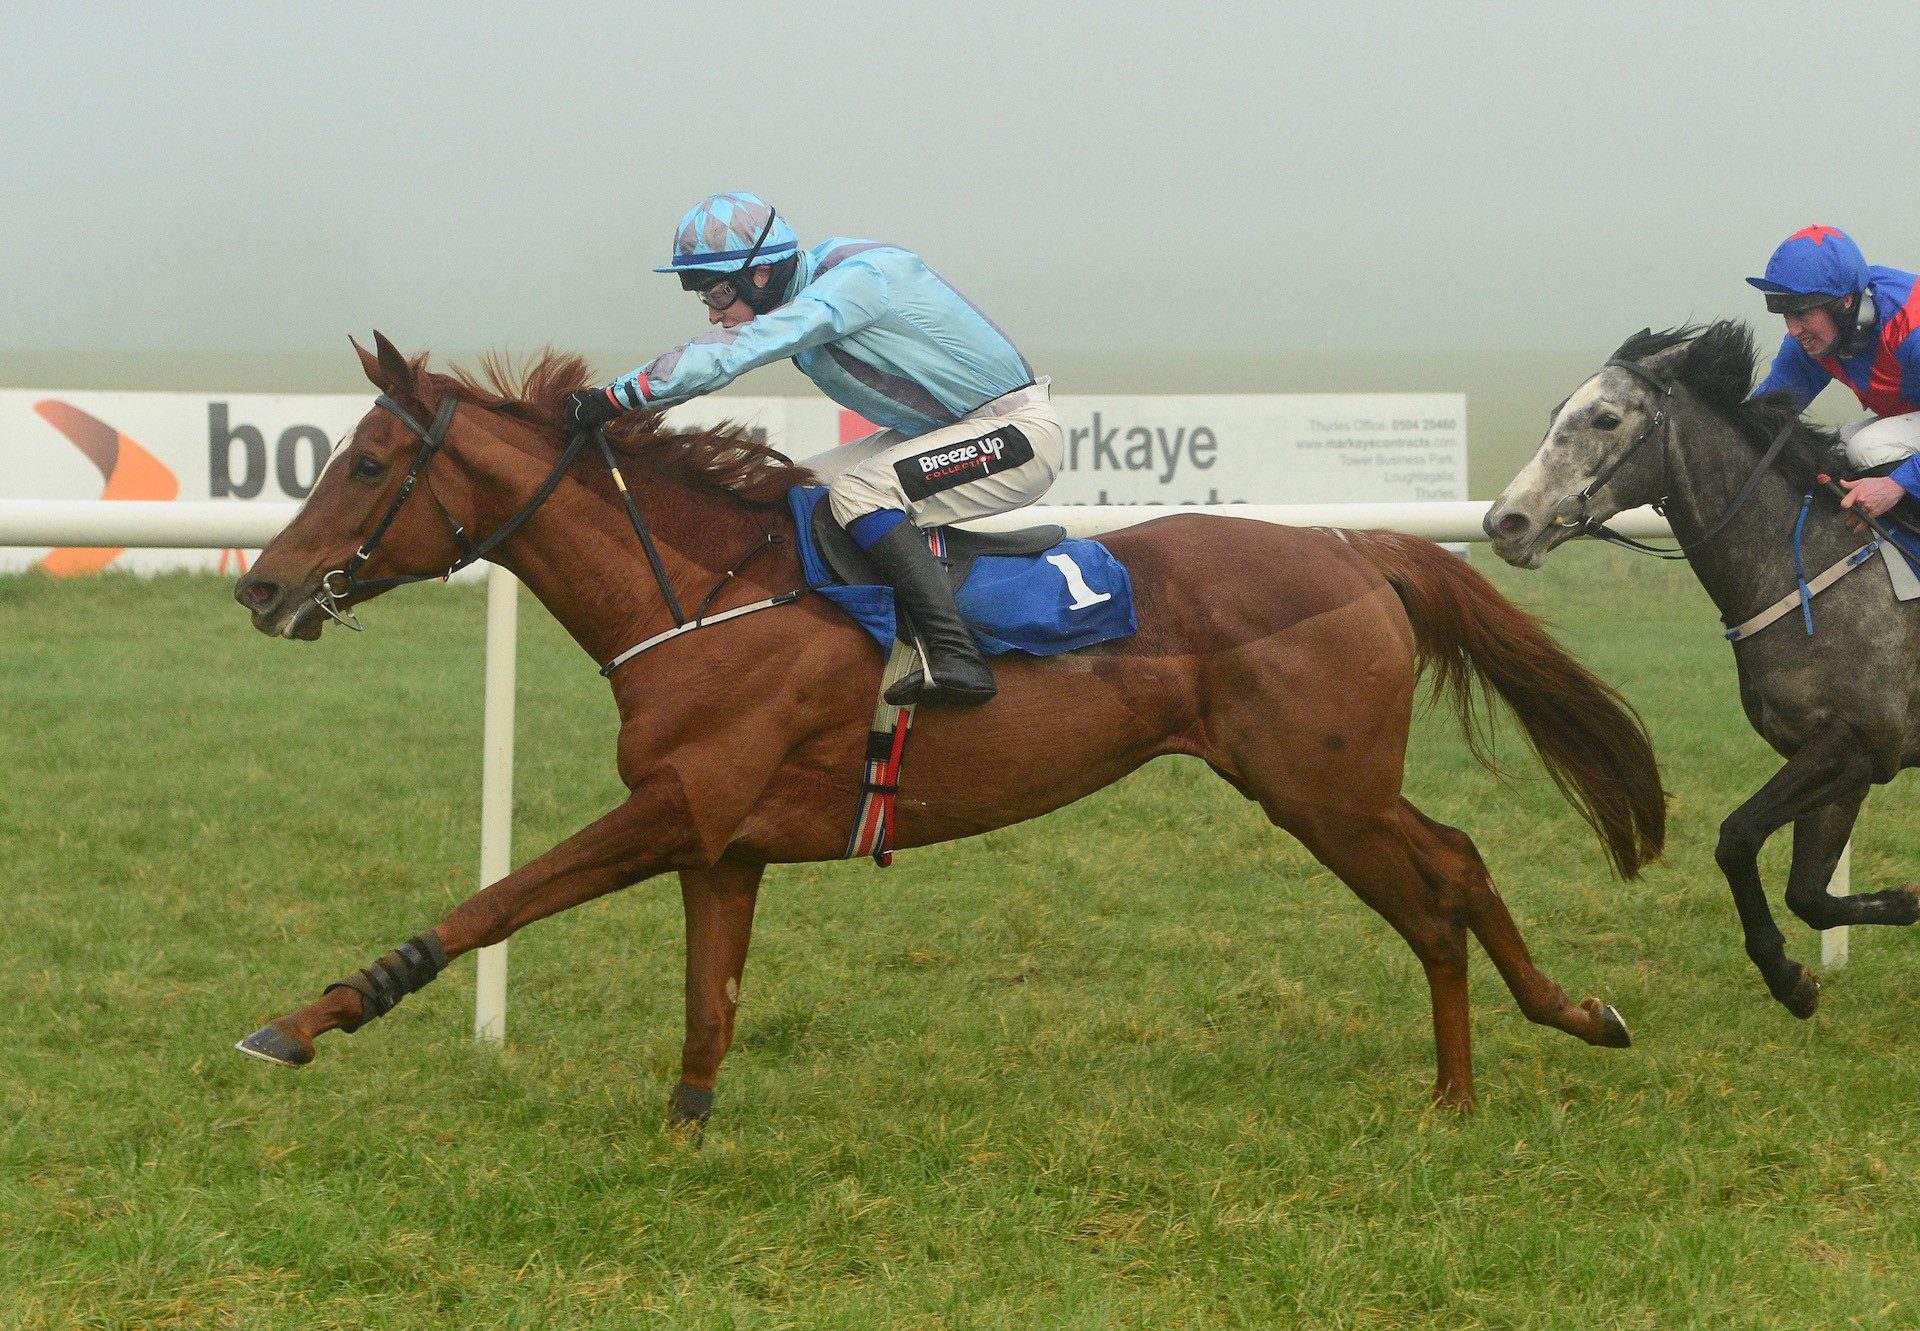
[[785, 484, 1135, 658], [1813, 451, 1920, 604], [809, 499, 1066, 591]]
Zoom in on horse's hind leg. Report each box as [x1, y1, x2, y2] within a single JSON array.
[[1398, 800, 1630, 1049], [1275, 804, 1478, 1109], [1716, 722, 1909, 1017], [669, 861, 764, 1133]]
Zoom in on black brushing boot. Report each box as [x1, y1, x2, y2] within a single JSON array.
[[863, 522, 997, 707]]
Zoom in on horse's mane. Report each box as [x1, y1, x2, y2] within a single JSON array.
[[420, 348, 815, 509], [1610, 322, 1839, 487]]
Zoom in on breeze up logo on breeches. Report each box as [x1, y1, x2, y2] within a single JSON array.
[[894, 426, 1035, 502]]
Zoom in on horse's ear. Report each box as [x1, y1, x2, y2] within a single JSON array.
[[1610, 327, 1657, 361], [370, 330, 419, 400], [351, 335, 386, 390]]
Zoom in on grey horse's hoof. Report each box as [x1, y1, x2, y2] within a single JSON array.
[[1595, 1002, 1632, 1048], [234, 1022, 313, 1067], [1896, 887, 1920, 924], [1777, 965, 1821, 1020]]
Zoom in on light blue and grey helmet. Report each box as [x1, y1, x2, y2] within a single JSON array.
[[653, 192, 799, 275]]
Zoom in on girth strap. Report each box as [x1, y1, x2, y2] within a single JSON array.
[[846, 640, 922, 866]]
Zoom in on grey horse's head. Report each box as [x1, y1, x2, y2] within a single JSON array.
[[1484, 324, 1802, 567]]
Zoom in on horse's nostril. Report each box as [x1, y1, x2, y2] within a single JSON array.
[[1496, 512, 1531, 538], [237, 577, 281, 609]]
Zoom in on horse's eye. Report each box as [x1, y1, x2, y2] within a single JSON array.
[[353, 454, 386, 482], [1592, 412, 1622, 432]]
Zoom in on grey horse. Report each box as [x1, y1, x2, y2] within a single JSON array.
[[1484, 321, 1920, 1017]]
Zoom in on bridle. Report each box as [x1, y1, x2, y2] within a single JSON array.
[[312, 393, 800, 672], [311, 394, 593, 629], [1547, 358, 1800, 560]]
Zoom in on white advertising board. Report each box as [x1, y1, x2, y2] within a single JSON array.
[[0, 388, 1465, 574], [1033, 393, 1464, 507]]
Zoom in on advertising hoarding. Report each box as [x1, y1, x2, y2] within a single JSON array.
[[1, 389, 1465, 574]]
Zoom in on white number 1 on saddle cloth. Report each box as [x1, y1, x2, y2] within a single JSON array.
[[1045, 551, 1115, 611]]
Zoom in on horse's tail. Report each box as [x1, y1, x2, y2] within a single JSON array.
[[1345, 529, 1667, 878]]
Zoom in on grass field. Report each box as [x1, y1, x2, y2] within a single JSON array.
[[5, 546, 1920, 1329]]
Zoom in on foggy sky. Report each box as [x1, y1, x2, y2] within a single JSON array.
[[5, 1, 1912, 379]]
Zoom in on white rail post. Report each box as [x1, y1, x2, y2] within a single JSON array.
[[473, 562, 518, 1041], [1822, 840, 1851, 969]]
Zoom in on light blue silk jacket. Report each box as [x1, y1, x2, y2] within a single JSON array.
[[609, 239, 1034, 438]]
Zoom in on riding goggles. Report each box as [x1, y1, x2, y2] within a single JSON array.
[[690, 275, 747, 310], [1764, 291, 1843, 316]]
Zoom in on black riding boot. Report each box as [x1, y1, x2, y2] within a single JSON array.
[[864, 522, 997, 707]]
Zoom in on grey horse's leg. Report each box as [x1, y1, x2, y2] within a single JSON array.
[[1715, 723, 1895, 1017], [1783, 798, 1920, 929]]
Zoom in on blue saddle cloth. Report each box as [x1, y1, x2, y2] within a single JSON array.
[[786, 486, 1137, 656]]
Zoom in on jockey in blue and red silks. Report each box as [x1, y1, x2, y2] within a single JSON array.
[[1748, 224, 1920, 527], [563, 192, 1063, 708]]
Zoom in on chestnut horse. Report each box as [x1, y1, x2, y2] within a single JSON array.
[[232, 332, 1664, 1123]]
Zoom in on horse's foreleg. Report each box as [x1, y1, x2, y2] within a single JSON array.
[[1717, 724, 1881, 1018], [1784, 799, 1919, 931], [1399, 801, 1630, 1049], [669, 861, 764, 1133], [237, 770, 693, 1067]]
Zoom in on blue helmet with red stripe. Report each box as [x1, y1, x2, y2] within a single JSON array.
[[1747, 225, 1868, 312], [653, 192, 799, 275]]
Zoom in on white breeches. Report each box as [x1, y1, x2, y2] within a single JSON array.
[[803, 378, 1064, 529]]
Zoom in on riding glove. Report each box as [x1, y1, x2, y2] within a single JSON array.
[[562, 387, 625, 430]]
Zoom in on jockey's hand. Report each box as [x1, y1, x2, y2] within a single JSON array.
[[1838, 475, 1906, 532], [562, 387, 625, 431]]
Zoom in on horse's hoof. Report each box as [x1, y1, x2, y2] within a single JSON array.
[[666, 1083, 714, 1147], [1897, 887, 1920, 924], [1585, 998, 1632, 1048], [234, 1022, 314, 1067], [1776, 966, 1821, 1020]]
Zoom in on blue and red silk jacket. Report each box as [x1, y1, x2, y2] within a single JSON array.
[[1755, 264, 1920, 494]]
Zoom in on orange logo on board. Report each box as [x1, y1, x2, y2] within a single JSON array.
[[32, 401, 180, 577]]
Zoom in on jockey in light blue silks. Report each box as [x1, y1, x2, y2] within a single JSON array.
[[564, 192, 1064, 707], [1748, 225, 1920, 526]]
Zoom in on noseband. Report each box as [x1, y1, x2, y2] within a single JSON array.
[[1549, 359, 1799, 559]]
